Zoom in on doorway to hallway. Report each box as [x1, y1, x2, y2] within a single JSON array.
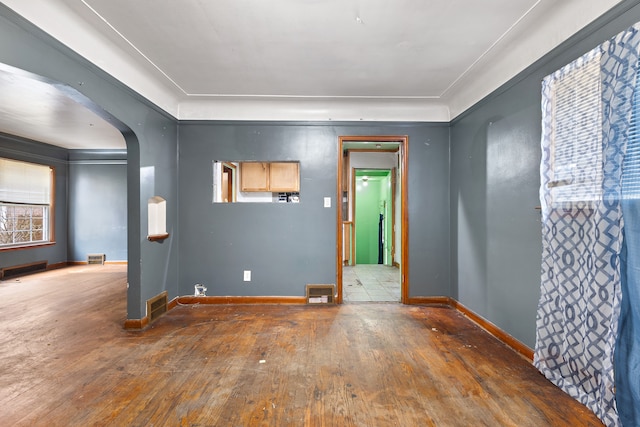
[[336, 136, 408, 304], [343, 168, 401, 303], [354, 169, 393, 265]]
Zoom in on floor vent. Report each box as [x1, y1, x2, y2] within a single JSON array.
[[87, 254, 106, 265], [306, 284, 336, 304], [1, 261, 48, 280], [147, 291, 168, 322]]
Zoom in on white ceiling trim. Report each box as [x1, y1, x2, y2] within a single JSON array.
[[445, 0, 624, 118], [178, 97, 450, 122], [439, 0, 544, 99], [0, 0, 626, 123], [1, 0, 181, 117], [76, 0, 188, 97]]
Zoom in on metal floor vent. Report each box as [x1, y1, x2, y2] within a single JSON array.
[[1, 261, 48, 280], [87, 254, 106, 265], [147, 291, 168, 322], [306, 284, 336, 304]]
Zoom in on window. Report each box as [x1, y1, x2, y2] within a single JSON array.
[[537, 24, 640, 425], [0, 158, 53, 248], [547, 49, 603, 206]]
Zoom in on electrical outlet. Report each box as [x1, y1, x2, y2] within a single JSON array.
[[243, 270, 251, 281]]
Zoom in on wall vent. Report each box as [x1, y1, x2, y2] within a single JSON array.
[[1, 261, 48, 280], [147, 291, 168, 323], [306, 284, 336, 304], [87, 254, 106, 265]]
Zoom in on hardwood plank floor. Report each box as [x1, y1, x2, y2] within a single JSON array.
[[0, 265, 603, 426]]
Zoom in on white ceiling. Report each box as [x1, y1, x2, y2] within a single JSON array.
[[0, 0, 624, 149], [0, 63, 126, 149]]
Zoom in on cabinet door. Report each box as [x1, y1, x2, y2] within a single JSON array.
[[240, 162, 269, 191], [270, 162, 300, 192]]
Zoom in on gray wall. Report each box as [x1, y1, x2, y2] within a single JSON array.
[[0, 134, 69, 270], [450, 0, 640, 347], [6, 0, 638, 338], [68, 150, 128, 263], [178, 122, 451, 298]]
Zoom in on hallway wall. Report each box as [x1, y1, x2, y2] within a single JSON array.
[[355, 176, 383, 264], [350, 152, 400, 264]]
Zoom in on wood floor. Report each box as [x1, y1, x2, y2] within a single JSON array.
[[0, 265, 603, 426]]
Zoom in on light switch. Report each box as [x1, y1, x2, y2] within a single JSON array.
[[324, 197, 331, 208]]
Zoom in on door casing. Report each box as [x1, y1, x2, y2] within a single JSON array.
[[336, 135, 409, 304]]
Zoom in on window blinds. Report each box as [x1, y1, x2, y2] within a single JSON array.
[[623, 67, 640, 199], [0, 158, 51, 205], [548, 49, 603, 204]]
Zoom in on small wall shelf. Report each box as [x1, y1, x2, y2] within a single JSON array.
[[147, 196, 167, 241], [147, 233, 169, 242]]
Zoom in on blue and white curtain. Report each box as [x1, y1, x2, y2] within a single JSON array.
[[536, 23, 640, 427]]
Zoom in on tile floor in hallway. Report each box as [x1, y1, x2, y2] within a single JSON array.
[[343, 264, 401, 302]]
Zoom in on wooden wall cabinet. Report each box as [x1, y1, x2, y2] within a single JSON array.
[[240, 162, 269, 191], [269, 162, 299, 192], [240, 162, 299, 192]]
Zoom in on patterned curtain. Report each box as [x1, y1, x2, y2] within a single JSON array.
[[535, 23, 640, 427]]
